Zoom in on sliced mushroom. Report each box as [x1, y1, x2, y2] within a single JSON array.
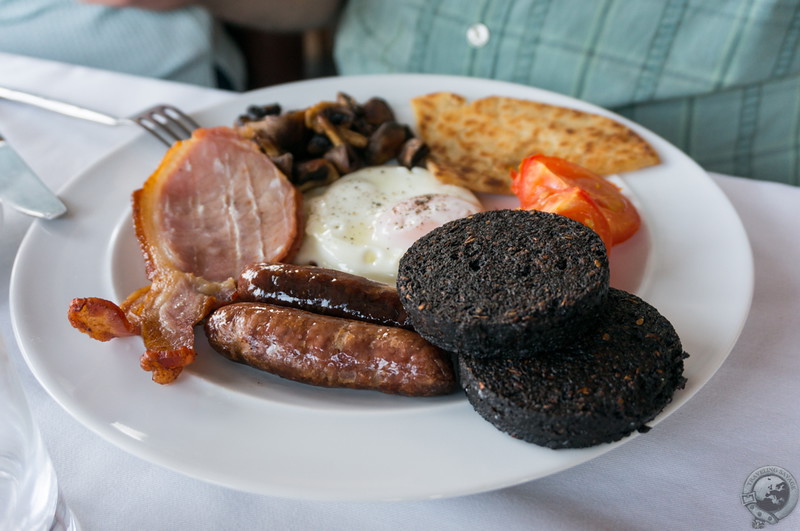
[[398, 138, 430, 168], [305, 102, 355, 130], [304, 101, 333, 130], [252, 131, 282, 157], [338, 127, 368, 148], [336, 92, 359, 111], [236, 94, 426, 190], [365, 121, 409, 165], [336, 92, 373, 135], [247, 103, 282, 119], [235, 103, 282, 125], [238, 110, 306, 155], [362, 98, 395, 126], [293, 158, 340, 191], [313, 114, 346, 146], [305, 103, 367, 149], [324, 143, 362, 174], [271, 152, 294, 177], [306, 133, 333, 157]]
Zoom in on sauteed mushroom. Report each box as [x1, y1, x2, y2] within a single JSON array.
[[235, 93, 429, 190], [324, 144, 361, 174], [236, 103, 282, 125], [294, 158, 339, 191], [398, 138, 430, 169], [239, 110, 306, 155], [365, 122, 409, 166], [362, 97, 395, 127], [306, 133, 333, 156]]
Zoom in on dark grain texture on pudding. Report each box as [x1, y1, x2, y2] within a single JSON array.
[[397, 209, 609, 357], [458, 289, 688, 448]]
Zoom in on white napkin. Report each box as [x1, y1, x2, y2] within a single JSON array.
[[2, 52, 799, 530]]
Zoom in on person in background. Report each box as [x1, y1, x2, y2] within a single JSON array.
[[0, 0, 342, 91], [333, 0, 800, 185], [4, 0, 796, 185]]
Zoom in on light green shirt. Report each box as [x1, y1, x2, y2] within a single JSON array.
[[335, 0, 800, 185]]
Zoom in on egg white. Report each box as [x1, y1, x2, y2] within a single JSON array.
[[294, 166, 483, 285]]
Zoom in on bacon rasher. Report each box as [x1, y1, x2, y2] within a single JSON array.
[[68, 127, 301, 383]]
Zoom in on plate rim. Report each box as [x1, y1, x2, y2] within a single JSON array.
[[10, 73, 754, 501]]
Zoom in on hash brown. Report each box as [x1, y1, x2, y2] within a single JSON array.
[[411, 92, 660, 194]]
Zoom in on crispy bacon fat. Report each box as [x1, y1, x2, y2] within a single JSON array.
[[68, 126, 301, 383], [67, 297, 137, 342]]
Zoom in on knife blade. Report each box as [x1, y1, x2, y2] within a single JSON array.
[[0, 132, 67, 219]]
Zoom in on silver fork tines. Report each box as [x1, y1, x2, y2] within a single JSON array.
[[131, 105, 200, 147]]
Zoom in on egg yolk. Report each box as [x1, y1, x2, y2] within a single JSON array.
[[294, 166, 483, 284], [375, 193, 485, 248]]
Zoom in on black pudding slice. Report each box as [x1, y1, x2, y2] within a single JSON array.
[[397, 209, 609, 358], [458, 288, 689, 449]]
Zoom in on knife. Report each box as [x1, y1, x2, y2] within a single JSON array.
[[0, 132, 67, 219]]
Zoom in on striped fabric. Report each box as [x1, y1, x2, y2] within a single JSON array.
[[0, 0, 245, 91], [335, 0, 800, 185]]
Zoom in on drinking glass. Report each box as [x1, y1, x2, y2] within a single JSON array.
[[0, 333, 79, 531]]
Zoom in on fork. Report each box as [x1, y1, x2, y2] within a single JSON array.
[[0, 85, 200, 146]]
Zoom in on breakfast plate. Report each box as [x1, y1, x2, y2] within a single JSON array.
[[10, 74, 753, 501]]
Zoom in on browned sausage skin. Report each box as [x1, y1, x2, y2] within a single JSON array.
[[204, 302, 456, 397], [236, 263, 412, 329]]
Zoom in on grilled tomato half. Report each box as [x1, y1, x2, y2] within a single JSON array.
[[511, 154, 641, 250]]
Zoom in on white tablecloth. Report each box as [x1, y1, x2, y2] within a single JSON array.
[[2, 52, 799, 530]]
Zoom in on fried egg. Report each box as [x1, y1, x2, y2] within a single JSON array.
[[295, 166, 483, 284]]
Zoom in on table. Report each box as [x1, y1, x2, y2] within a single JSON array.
[[2, 52, 799, 530]]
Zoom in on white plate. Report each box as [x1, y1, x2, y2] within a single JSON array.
[[10, 75, 753, 501]]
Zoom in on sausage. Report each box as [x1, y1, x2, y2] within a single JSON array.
[[204, 302, 456, 397], [236, 262, 412, 329]]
